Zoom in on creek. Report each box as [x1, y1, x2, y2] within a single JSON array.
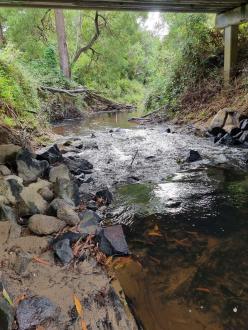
[[53, 111, 248, 330]]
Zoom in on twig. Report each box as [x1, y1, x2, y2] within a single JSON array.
[[130, 150, 138, 167]]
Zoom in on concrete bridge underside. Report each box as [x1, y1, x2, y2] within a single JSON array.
[[1, 1, 248, 84]]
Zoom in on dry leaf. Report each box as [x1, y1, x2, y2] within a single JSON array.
[[74, 294, 83, 317], [14, 294, 27, 306], [81, 319, 87, 330], [36, 326, 45, 330]]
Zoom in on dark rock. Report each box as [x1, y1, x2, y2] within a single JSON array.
[[99, 225, 129, 256], [75, 173, 85, 185], [28, 214, 66, 235], [0, 297, 14, 330], [16, 149, 49, 183], [127, 176, 140, 183], [209, 127, 226, 137], [165, 128, 171, 133], [0, 144, 21, 165], [229, 127, 241, 136], [52, 232, 85, 245], [36, 144, 63, 165], [240, 118, 248, 131], [217, 133, 240, 146], [53, 238, 74, 264], [95, 189, 113, 205], [214, 132, 225, 144], [54, 178, 80, 206], [16, 296, 60, 330], [239, 131, 248, 143], [64, 158, 93, 175], [186, 150, 202, 162]]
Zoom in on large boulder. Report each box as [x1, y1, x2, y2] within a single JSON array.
[[54, 178, 80, 206], [36, 144, 63, 165], [223, 111, 240, 134], [16, 149, 49, 183], [0, 144, 21, 165], [18, 180, 50, 216], [28, 214, 66, 235], [49, 164, 70, 183], [208, 109, 227, 134], [16, 296, 60, 330]]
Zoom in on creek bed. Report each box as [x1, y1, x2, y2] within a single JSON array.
[[53, 111, 248, 330]]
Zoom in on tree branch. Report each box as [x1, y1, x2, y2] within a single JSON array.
[[71, 11, 104, 67]]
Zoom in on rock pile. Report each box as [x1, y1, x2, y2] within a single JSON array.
[[0, 142, 130, 329], [208, 108, 248, 146]]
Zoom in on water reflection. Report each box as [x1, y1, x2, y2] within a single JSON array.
[[53, 111, 138, 136], [110, 167, 248, 330]]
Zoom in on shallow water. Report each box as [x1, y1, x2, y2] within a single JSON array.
[[53, 112, 248, 330]]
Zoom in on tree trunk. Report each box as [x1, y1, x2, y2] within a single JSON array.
[[54, 9, 71, 78], [0, 22, 6, 47]]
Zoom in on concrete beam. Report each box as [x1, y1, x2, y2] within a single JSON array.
[[224, 25, 238, 85], [216, 4, 248, 29]]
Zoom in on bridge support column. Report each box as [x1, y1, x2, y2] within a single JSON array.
[[224, 25, 238, 85]]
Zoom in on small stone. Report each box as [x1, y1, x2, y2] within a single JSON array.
[[16, 296, 60, 330], [240, 118, 248, 131], [13, 252, 31, 275], [53, 239, 74, 264], [47, 198, 72, 216], [79, 209, 101, 224], [57, 206, 80, 226], [28, 214, 66, 235], [186, 150, 202, 162], [0, 221, 11, 244], [78, 210, 101, 235], [0, 165, 11, 176]]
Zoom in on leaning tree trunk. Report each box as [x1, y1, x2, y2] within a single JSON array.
[[54, 9, 71, 79], [0, 22, 6, 47]]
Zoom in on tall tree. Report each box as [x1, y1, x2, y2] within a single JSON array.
[[54, 9, 70, 78]]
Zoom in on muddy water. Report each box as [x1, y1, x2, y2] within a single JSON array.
[[53, 112, 248, 330]]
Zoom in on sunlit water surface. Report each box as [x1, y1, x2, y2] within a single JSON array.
[[53, 111, 248, 330]]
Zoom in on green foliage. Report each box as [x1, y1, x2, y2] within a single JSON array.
[[0, 45, 40, 127], [145, 14, 223, 111]]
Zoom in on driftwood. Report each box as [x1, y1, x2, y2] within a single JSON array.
[[40, 85, 135, 112]]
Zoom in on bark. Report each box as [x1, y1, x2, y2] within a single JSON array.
[[0, 22, 6, 46], [54, 9, 71, 78]]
